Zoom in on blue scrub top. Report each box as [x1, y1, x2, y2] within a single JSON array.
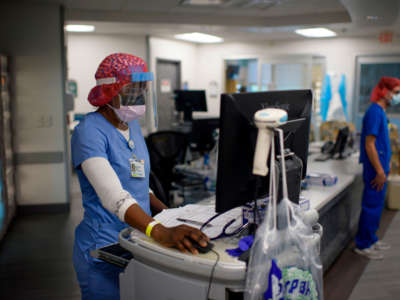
[[359, 103, 392, 174], [71, 112, 151, 225]]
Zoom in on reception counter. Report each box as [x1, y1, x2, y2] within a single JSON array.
[[304, 153, 363, 270], [117, 153, 364, 299], [176, 150, 364, 271]]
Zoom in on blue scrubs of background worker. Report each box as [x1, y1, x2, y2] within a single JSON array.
[[71, 53, 209, 300], [355, 77, 400, 260]]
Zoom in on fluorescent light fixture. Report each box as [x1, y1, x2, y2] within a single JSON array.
[[181, 0, 224, 5], [295, 27, 336, 38], [174, 32, 224, 43], [65, 25, 95, 32]]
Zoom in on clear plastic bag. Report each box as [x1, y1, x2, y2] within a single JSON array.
[[245, 129, 323, 300]]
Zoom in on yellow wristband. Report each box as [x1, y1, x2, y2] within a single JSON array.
[[145, 220, 160, 237]]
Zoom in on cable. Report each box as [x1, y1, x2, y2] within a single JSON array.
[[253, 176, 260, 225], [206, 249, 220, 300]]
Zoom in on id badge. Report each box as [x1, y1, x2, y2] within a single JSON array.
[[129, 158, 145, 178]]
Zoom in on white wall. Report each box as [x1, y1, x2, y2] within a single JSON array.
[[68, 34, 400, 121], [149, 37, 217, 118], [67, 34, 147, 114], [266, 37, 400, 119], [67, 35, 219, 119], [197, 42, 262, 117], [197, 37, 400, 118], [149, 37, 198, 89], [0, 2, 68, 206]]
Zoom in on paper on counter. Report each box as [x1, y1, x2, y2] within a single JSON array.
[[154, 207, 187, 227], [154, 204, 215, 228], [154, 204, 243, 238]]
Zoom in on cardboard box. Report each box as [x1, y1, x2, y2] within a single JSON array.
[[387, 175, 400, 210]]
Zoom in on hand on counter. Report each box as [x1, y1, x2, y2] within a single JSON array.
[[151, 224, 209, 255]]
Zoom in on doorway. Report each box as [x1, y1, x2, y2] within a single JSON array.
[[156, 59, 181, 131]]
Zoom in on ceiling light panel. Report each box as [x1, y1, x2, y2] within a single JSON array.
[[174, 32, 224, 43], [181, 0, 289, 9], [295, 27, 336, 38], [65, 25, 95, 32], [180, 0, 225, 5]]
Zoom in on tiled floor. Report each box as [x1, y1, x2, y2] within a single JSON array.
[[323, 209, 398, 300], [0, 173, 83, 300], [0, 172, 399, 300], [349, 211, 400, 300]]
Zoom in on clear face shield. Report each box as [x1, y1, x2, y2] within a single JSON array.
[[120, 81, 150, 106], [118, 72, 158, 134]]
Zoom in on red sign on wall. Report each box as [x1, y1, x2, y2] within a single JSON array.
[[379, 31, 393, 43]]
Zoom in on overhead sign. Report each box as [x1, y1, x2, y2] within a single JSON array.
[[379, 31, 393, 43]]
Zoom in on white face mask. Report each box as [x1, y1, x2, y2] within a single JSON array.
[[108, 104, 146, 124], [391, 93, 400, 106]]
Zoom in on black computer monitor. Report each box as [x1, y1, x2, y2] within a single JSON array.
[[190, 118, 220, 153], [174, 90, 207, 121], [331, 126, 349, 159], [215, 90, 313, 213]]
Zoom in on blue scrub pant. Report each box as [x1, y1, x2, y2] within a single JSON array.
[[355, 164, 387, 250], [73, 221, 124, 300]]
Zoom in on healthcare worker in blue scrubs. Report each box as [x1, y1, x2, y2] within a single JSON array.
[[355, 77, 400, 260], [71, 53, 209, 300]]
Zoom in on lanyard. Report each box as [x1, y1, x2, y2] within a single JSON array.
[[127, 129, 145, 178], [128, 130, 138, 160]]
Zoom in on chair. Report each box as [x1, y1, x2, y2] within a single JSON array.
[[149, 170, 169, 209], [146, 131, 188, 204], [189, 118, 219, 154]]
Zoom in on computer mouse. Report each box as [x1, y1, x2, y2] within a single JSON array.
[[189, 238, 214, 254]]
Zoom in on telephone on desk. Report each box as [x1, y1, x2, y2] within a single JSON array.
[[314, 141, 334, 162], [315, 126, 350, 161]]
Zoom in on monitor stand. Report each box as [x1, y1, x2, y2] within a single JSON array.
[[183, 105, 193, 122]]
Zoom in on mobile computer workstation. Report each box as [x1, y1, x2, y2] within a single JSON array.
[[116, 90, 312, 300]]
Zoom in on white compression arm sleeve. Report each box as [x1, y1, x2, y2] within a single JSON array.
[[81, 157, 138, 222]]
